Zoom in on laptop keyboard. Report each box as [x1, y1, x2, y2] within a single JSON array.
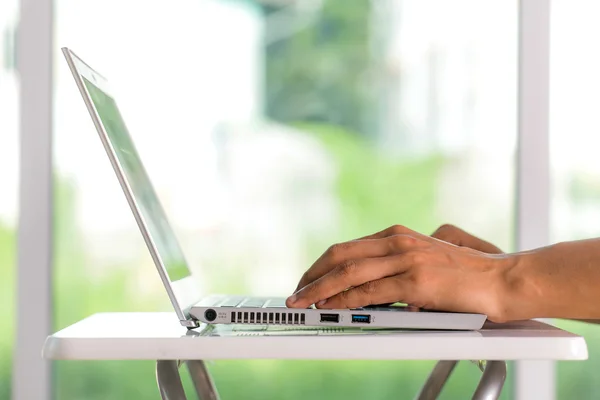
[[215, 296, 288, 309], [217, 297, 245, 307], [240, 298, 270, 308], [264, 298, 288, 308]]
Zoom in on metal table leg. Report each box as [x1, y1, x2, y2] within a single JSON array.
[[156, 360, 220, 400], [415, 360, 458, 400], [187, 360, 220, 400], [416, 360, 507, 400], [157, 358, 503, 400], [472, 361, 507, 400], [157, 360, 187, 400]]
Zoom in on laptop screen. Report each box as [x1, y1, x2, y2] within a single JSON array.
[[82, 77, 191, 282]]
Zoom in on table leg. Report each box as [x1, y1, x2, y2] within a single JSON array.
[[156, 360, 187, 400], [416, 360, 507, 400], [187, 360, 220, 400], [414, 360, 458, 400], [156, 360, 220, 400], [472, 361, 507, 400]]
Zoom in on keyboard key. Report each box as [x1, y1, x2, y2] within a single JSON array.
[[218, 297, 244, 307], [239, 298, 268, 308], [265, 298, 288, 308]]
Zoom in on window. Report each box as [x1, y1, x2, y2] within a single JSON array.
[[0, 0, 18, 397], [550, 2, 600, 399], [54, 0, 516, 398]]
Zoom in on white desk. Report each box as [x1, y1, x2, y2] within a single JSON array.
[[43, 312, 588, 400]]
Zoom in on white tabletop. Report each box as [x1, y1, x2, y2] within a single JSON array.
[[43, 312, 588, 362]]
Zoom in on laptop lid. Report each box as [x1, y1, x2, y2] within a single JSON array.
[[62, 47, 201, 328]]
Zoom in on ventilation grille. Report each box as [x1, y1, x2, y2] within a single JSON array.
[[231, 311, 306, 325]]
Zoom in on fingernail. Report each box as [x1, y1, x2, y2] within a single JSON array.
[[287, 294, 297, 304], [317, 299, 327, 307]]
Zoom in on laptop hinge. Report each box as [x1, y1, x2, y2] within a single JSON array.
[[180, 319, 200, 329]]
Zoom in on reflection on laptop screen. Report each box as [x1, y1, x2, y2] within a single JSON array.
[[82, 77, 191, 282]]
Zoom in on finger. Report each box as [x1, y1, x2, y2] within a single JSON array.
[[295, 234, 421, 292], [361, 225, 452, 248], [431, 224, 468, 244], [288, 254, 414, 309], [432, 224, 502, 254], [295, 239, 384, 292], [358, 224, 419, 240], [318, 276, 412, 310]]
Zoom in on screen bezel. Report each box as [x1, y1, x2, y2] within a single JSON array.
[[62, 47, 200, 327]]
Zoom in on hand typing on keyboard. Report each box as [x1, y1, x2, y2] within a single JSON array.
[[285, 224, 514, 323], [285, 223, 600, 324]]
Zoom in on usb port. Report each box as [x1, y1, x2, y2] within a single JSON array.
[[351, 314, 371, 324], [320, 313, 340, 323]]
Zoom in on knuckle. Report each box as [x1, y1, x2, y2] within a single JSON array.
[[336, 290, 352, 308], [337, 259, 359, 278], [361, 281, 379, 296], [326, 242, 351, 260], [303, 282, 320, 298], [390, 234, 416, 249], [390, 224, 407, 235], [326, 243, 341, 257]]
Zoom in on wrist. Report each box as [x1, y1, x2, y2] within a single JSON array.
[[488, 252, 539, 322], [487, 240, 600, 322]]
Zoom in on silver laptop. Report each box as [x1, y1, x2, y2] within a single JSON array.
[[62, 47, 486, 331]]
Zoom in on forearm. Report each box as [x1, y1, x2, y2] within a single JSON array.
[[500, 239, 600, 321]]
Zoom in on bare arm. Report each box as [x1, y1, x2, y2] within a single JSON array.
[[503, 239, 600, 321]]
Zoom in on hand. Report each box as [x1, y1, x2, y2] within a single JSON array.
[[431, 224, 503, 254], [286, 225, 515, 322]]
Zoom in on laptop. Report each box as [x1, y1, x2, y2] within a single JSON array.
[[62, 47, 487, 331]]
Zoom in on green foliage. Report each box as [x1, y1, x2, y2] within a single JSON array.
[[298, 122, 444, 240], [556, 320, 600, 400], [567, 172, 600, 204], [52, 178, 167, 330], [0, 224, 14, 400], [265, 0, 376, 136]]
